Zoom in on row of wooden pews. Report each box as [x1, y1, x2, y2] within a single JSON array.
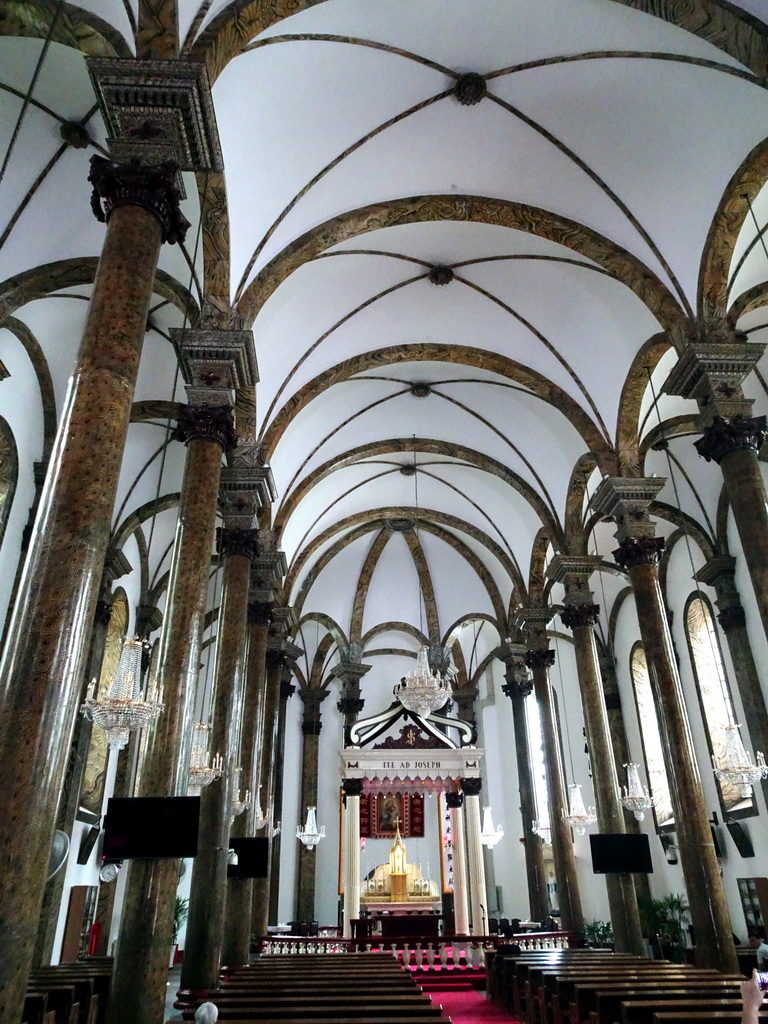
[[23, 958, 112, 1024], [172, 952, 452, 1024], [487, 946, 756, 1024]]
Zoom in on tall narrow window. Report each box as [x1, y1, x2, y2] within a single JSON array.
[[685, 595, 755, 818], [630, 644, 674, 829], [0, 416, 17, 549]]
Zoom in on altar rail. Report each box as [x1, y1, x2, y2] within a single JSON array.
[[255, 931, 575, 964]]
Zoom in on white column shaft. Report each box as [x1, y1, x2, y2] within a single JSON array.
[[450, 805, 469, 935], [465, 794, 487, 935], [342, 793, 360, 938]]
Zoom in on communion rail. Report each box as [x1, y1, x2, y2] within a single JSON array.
[[254, 931, 575, 966]]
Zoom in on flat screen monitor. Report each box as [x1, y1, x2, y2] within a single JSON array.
[[227, 837, 269, 878], [590, 833, 653, 874], [103, 797, 200, 860]]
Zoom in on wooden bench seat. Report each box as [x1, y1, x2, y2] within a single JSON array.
[[181, 1006, 446, 1021], [568, 974, 742, 1024], [652, 1013, 768, 1024], [584, 981, 745, 1024], [171, 1018, 451, 1024]]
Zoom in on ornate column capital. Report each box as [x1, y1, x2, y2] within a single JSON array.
[[88, 155, 189, 244], [460, 778, 482, 797], [514, 604, 554, 651], [590, 476, 665, 544], [613, 536, 666, 570], [496, 640, 531, 699], [548, 555, 601, 628], [662, 334, 765, 426], [174, 404, 237, 451], [342, 778, 364, 798], [135, 602, 163, 638], [300, 687, 329, 735], [524, 648, 556, 670], [695, 415, 767, 464], [172, 327, 257, 408], [219, 464, 270, 530], [445, 791, 464, 809], [717, 605, 747, 632], [561, 603, 600, 630], [247, 600, 272, 626], [217, 527, 259, 561], [337, 697, 365, 717]]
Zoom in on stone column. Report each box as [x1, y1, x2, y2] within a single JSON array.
[[342, 779, 363, 938], [181, 507, 260, 995], [296, 687, 330, 922], [446, 792, 470, 935], [498, 642, 548, 924], [521, 609, 584, 934], [664, 336, 768, 642], [222, 595, 271, 966], [269, 657, 298, 925], [592, 477, 737, 973], [0, 157, 187, 1021], [549, 556, 643, 954], [35, 546, 131, 964], [107, 386, 242, 1024], [461, 779, 488, 935], [696, 555, 768, 807], [332, 644, 370, 744]]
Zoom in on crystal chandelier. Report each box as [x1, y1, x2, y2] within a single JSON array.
[[188, 722, 224, 793], [563, 783, 597, 835], [80, 637, 164, 750], [394, 645, 452, 717], [621, 762, 657, 821], [713, 723, 768, 798], [532, 819, 551, 844], [296, 806, 325, 848], [480, 805, 504, 848]]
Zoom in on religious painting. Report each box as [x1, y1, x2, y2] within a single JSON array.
[[360, 792, 424, 839], [77, 591, 128, 822]]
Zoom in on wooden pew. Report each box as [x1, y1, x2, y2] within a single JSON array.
[[564, 971, 736, 1024], [653, 1013, 768, 1024], [586, 981, 745, 1024]]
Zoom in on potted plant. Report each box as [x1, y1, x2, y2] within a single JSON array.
[[171, 896, 189, 967], [582, 920, 614, 949], [638, 893, 689, 962]]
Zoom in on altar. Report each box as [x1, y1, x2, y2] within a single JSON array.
[[360, 825, 441, 913]]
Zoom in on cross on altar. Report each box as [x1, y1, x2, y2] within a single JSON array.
[[394, 816, 402, 830]]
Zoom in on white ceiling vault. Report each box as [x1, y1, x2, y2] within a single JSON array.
[[1, 0, 768, 694]]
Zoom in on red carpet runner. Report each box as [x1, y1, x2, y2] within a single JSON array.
[[424, 987, 520, 1023]]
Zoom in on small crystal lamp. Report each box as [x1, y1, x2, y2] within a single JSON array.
[[296, 806, 325, 848], [480, 805, 504, 848], [80, 637, 164, 749], [188, 722, 224, 794], [231, 769, 251, 818], [621, 762, 656, 821], [253, 788, 268, 830], [563, 783, 597, 835], [713, 723, 768, 798]]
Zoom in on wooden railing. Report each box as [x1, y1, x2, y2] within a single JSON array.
[[254, 930, 576, 965]]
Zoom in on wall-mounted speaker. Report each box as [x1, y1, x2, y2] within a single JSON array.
[[726, 820, 755, 858]]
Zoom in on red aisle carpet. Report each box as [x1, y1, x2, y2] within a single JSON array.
[[425, 987, 520, 1024]]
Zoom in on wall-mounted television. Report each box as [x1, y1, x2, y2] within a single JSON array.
[[102, 797, 200, 860], [227, 837, 269, 879], [590, 833, 653, 874]]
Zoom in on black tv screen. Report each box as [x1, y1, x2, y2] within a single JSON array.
[[103, 797, 200, 860], [227, 837, 269, 878], [590, 833, 653, 874]]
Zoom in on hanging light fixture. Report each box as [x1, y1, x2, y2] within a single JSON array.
[[80, 637, 164, 749], [621, 762, 657, 821], [253, 787, 268, 830], [713, 723, 768, 798], [272, 820, 281, 838], [563, 783, 597, 835], [231, 768, 251, 818], [480, 805, 504, 848], [188, 722, 224, 793], [296, 805, 325, 848], [532, 819, 551, 844], [394, 645, 452, 716]]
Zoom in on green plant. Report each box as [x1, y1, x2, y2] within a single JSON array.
[[582, 920, 613, 947], [638, 893, 689, 961], [172, 896, 189, 945]]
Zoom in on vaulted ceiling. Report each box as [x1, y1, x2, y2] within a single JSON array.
[[2, 0, 768, 692]]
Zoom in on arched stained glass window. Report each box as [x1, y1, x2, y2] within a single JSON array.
[[630, 644, 674, 830], [684, 595, 755, 818]]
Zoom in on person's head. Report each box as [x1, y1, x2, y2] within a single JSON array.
[[195, 1003, 218, 1024]]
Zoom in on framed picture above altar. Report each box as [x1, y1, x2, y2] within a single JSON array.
[[360, 792, 424, 839]]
